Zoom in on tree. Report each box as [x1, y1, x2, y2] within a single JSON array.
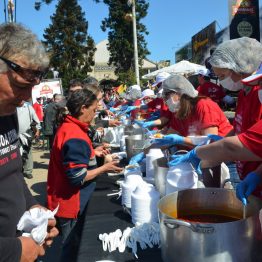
[[98, 0, 150, 84], [42, 0, 96, 90], [36, 0, 150, 86]]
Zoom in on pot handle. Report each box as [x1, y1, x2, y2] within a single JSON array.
[[163, 218, 214, 234]]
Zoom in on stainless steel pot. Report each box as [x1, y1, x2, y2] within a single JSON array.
[[158, 188, 262, 262], [125, 134, 145, 161], [153, 157, 168, 197]]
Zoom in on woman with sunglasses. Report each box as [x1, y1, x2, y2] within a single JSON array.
[[47, 89, 123, 243]]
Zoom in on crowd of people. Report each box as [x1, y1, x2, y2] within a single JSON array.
[[1, 21, 262, 262]]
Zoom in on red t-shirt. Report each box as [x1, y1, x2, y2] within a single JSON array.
[[33, 102, 44, 122], [131, 99, 151, 120], [233, 86, 262, 180], [233, 86, 262, 135], [147, 97, 172, 119], [169, 98, 233, 136], [238, 120, 262, 198], [197, 82, 225, 105]]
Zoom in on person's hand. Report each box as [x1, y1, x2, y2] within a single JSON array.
[[207, 134, 223, 142], [151, 134, 184, 146], [103, 160, 123, 173], [109, 119, 122, 127], [34, 129, 40, 139], [125, 106, 137, 113], [106, 109, 115, 117], [129, 152, 145, 165], [19, 236, 45, 262], [236, 172, 262, 206], [142, 121, 155, 129], [44, 218, 59, 248], [168, 148, 201, 174], [94, 145, 111, 157]]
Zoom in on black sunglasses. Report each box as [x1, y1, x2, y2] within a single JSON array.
[[162, 91, 176, 100], [0, 56, 47, 82]]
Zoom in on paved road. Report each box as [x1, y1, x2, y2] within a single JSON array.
[[25, 148, 62, 262]]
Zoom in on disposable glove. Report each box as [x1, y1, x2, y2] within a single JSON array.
[[125, 106, 137, 113], [236, 172, 262, 206], [134, 120, 146, 127], [142, 121, 155, 129], [151, 134, 185, 147], [168, 148, 201, 174], [147, 111, 160, 121], [129, 152, 145, 165], [207, 134, 223, 142], [109, 107, 117, 113]]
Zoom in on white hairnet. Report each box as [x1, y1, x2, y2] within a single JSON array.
[[162, 75, 198, 98], [126, 89, 141, 101], [209, 37, 262, 75]]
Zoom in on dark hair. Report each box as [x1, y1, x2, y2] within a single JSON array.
[[82, 83, 102, 96], [69, 78, 83, 88], [66, 89, 97, 118], [82, 76, 99, 86], [176, 94, 207, 120]]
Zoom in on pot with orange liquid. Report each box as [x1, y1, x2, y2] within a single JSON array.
[[158, 188, 262, 262]]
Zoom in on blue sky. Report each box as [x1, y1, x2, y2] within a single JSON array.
[[1, 0, 261, 64]]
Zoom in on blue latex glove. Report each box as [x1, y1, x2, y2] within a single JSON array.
[[147, 112, 160, 121], [129, 152, 145, 165], [151, 134, 185, 147], [125, 106, 137, 113], [236, 172, 262, 206], [134, 120, 146, 126], [168, 148, 201, 174], [207, 134, 223, 142], [109, 107, 117, 113], [142, 121, 155, 129]]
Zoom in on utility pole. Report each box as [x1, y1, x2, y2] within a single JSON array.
[[128, 0, 140, 86]]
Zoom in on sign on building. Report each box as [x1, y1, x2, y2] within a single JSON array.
[[191, 21, 216, 65], [228, 0, 260, 41]]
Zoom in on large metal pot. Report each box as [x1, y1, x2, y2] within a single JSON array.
[[125, 134, 145, 161], [153, 157, 168, 197], [158, 188, 262, 262]]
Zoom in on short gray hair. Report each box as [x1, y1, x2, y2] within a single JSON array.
[[0, 23, 49, 73]]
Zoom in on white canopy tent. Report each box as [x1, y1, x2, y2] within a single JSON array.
[[142, 60, 206, 79]]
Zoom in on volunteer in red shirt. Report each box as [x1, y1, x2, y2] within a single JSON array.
[[33, 96, 44, 122], [47, 89, 122, 243], [136, 72, 172, 129], [209, 37, 262, 183], [152, 75, 233, 147], [196, 68, 226, 106]]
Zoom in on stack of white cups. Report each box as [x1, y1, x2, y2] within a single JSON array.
[[121, 174, 143, 208], [146, 148, 164, 180], [131, 182, 160, 224]]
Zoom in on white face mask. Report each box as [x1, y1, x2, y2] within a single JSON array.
[[258, 89, 262, 104], [166, 97, 180, 112], [220, 76, 243, 91]]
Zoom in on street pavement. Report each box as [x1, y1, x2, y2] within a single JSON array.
[[25, 148, 62, 262]]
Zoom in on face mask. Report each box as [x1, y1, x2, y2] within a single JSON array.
[[258, 89, 262, 104], [166, 97, 180, 112], [220, 76, 243, 91]]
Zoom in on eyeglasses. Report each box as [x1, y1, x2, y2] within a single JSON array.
[[0, 56, 47, 82]]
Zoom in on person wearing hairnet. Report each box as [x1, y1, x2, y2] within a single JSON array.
[[134, 72, 172, 128], [152, 75, 233, 146], [169, 63, 262, 205]]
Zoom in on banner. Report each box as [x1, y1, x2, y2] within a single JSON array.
[[229, 0, 260, 41], [191, 21, 216, 65], [32, 79, 63, 103]]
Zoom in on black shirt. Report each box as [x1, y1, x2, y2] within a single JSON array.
[[0, 114, 37, 261]]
